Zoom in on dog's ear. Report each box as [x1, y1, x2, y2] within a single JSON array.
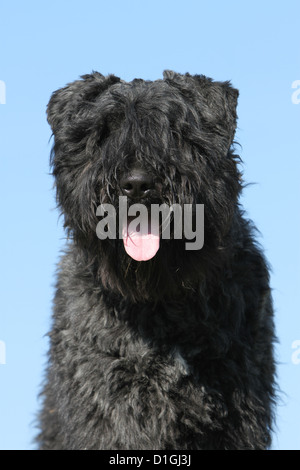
[[190, 73, 239, 138], [163, 70, 239, 148], [47, 72, 121, 134]]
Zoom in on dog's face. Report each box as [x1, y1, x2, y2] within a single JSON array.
[[47, 71, 241, 301]]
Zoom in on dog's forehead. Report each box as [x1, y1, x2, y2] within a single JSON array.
[[92, 80, 174, 123], [102, 79, 191, 120]]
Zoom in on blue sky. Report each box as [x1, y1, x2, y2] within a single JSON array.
[[0, 0, 299, 450]]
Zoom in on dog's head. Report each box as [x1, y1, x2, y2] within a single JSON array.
[[47, 71, 241, 301]]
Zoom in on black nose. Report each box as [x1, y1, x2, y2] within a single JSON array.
[[120, 169, 154, 200]]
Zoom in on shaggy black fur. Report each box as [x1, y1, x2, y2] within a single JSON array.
[[37, 71, 276, 450]]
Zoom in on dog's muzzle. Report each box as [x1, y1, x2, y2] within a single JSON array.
[[120, 167, 160, 262]]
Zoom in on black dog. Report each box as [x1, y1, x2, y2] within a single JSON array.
[[38, 71, 276, 449]]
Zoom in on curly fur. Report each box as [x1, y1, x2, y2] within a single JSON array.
[[37, 71, 276, 450]]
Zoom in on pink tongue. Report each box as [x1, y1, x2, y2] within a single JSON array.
[[123, 219, 160, 262]]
